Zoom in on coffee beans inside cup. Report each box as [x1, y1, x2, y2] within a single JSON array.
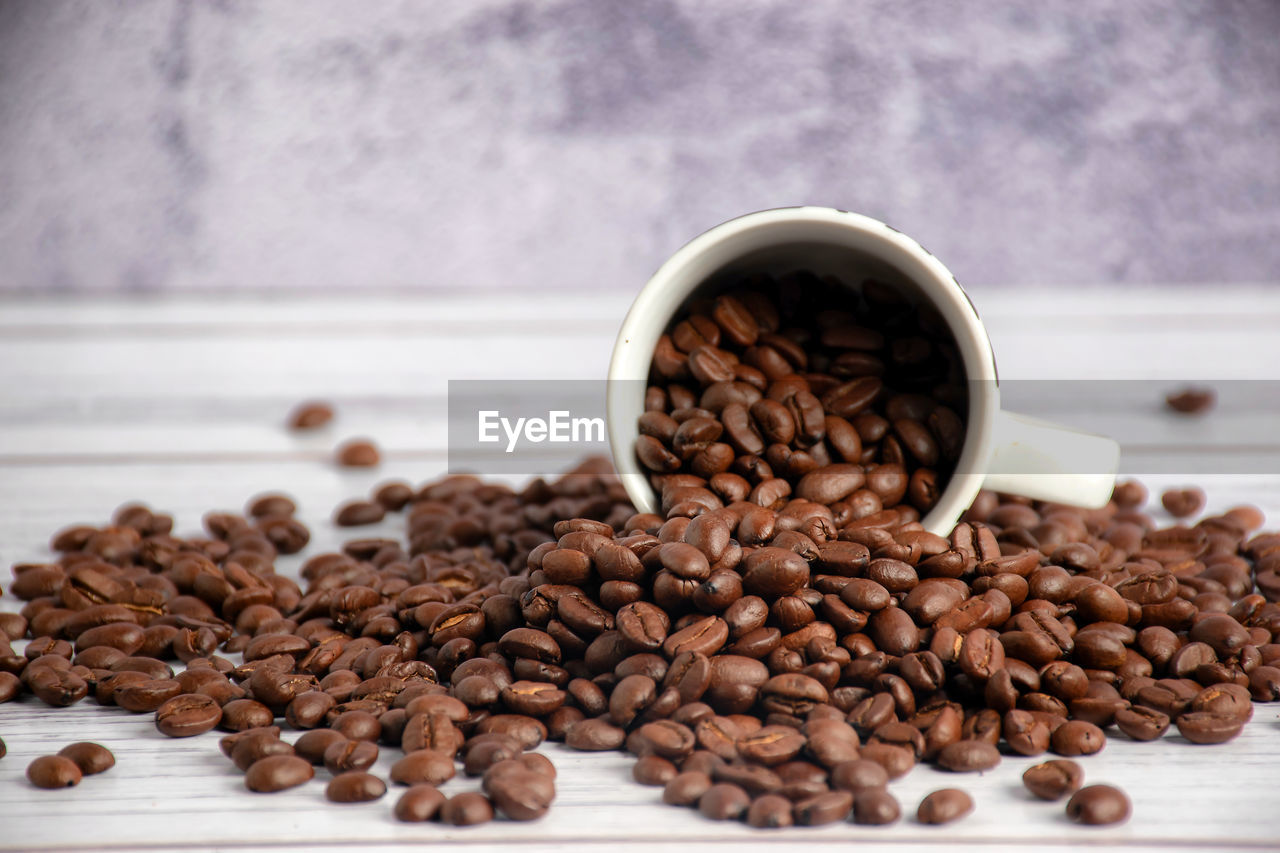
[[635, 276, 967, 525]]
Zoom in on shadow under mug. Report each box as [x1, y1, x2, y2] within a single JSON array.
[[606, 206, 1121, 536]]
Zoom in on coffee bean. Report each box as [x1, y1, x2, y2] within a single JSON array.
[[391, 749, 456, 786], [155, 693, 223, 737], [737, 726, 806, 766], [487, 767, 555, 820], [1165, 387, 1215, 415], [336, 439, 380, 467], [220, 699, 275, 732], [859, 742, 916, 780], [289, 401, 334, 429], [853, 788, 901, 825], [936, 739, 1000, 772], [244, 754, 314, 792], [1066, 784, 1131, 826], [395, 784, 446, 822], [663, 770, 713, 806], [958, 629, 1004, 680], [334, 500, 386, 527], [1050, 720, 1106, 756], [1175, 711, 1245, 745], [633, 754, 679, 786], [294, 730, 347, 765], [917, 788, 973, 825], [829, 758, 889, 792], [476, 715, 547, 750], [231, 733, 294, 772], [566, 717, 626, 751], [1162, 488, 1205, 518], [373, 481, 414, 511], [502, 681, 567, 717], [1022, 759, 1084, 801], [324, 739, 379, 774], [326, 771, 387, 803], [57, 742, 114, 775], [793, 789, 853, 826], [746, 793, 794, 828], [27, 755, 82, 789], [440, 792, 494, 826], [1114, 706, 1170, 742], [1002, 709, 1051, 756], [698, 782, 750, 820]]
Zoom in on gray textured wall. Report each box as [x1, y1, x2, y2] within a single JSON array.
[[1, 0, 1277, 293]]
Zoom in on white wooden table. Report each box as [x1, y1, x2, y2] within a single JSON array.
[[2, 288, 1280, 853]]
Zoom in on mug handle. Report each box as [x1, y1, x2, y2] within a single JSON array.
[[982, 410, 1121, 508]]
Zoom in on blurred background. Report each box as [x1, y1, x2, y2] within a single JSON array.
[[1, 0, 1277, 294]]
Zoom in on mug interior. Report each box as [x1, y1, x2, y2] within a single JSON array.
[[607, 207, 997, 534]]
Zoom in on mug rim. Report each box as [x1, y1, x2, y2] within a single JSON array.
[[607, 205, 998, 534]]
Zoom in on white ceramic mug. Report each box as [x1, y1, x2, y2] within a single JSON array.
[[606, 207, 1121, 535]]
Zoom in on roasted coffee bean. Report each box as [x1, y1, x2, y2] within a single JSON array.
[[334, 500, 386, 527], [391, 749, 456, 786], [440, 792, 495, 826], [326, 771, 387, 803], [487, 767, 555, 820], [917, 788, 973, 825], [324, 739, 379, 774], [1165, 387, 1215, 415], [698, 782, 750, 820], [464, 738, 521, 777], [853, 788, 901, 825], [57, 742, 114, 776], [664, 770, 714, 806], [1051, 721, 1106, 757], [747, 793, 794, 828], [394, 783, 447, 822], [958, 629, 1004, 680], [294, 730, 347, 765], [936, 739, 1001, 772], [1066, 784, 1131, 826], [244, 754, 314, 792], [114, 678, 182, 713], [634, 754, 680, 786], [1161, 488, 1205, 518], [829, 758, 888, 793], [859, 742, 915, 780], [737, 726, 806, 766], [476, 715, 547, 750], [220, 699, 275, 732], [232, 735, 294, 772], [793, 789, 853, 826], [1114, 706, 1170, 742], [155, 693, 223, 737], [373, 481, 414, 511], [1022, 759, 1084, 801], [566, 717, 626, 751], [335, 439, 380, 467], [1175, 711, 1245, 744], [289, 401, 334, 429], [27, 755, 82, 789], [1002, 709, 1051, 756]]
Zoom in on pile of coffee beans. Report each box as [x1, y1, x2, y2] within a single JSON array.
[[3, 452, 1279, 832], [636, 277, 966, 522], [0, 457, 630, 824]]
